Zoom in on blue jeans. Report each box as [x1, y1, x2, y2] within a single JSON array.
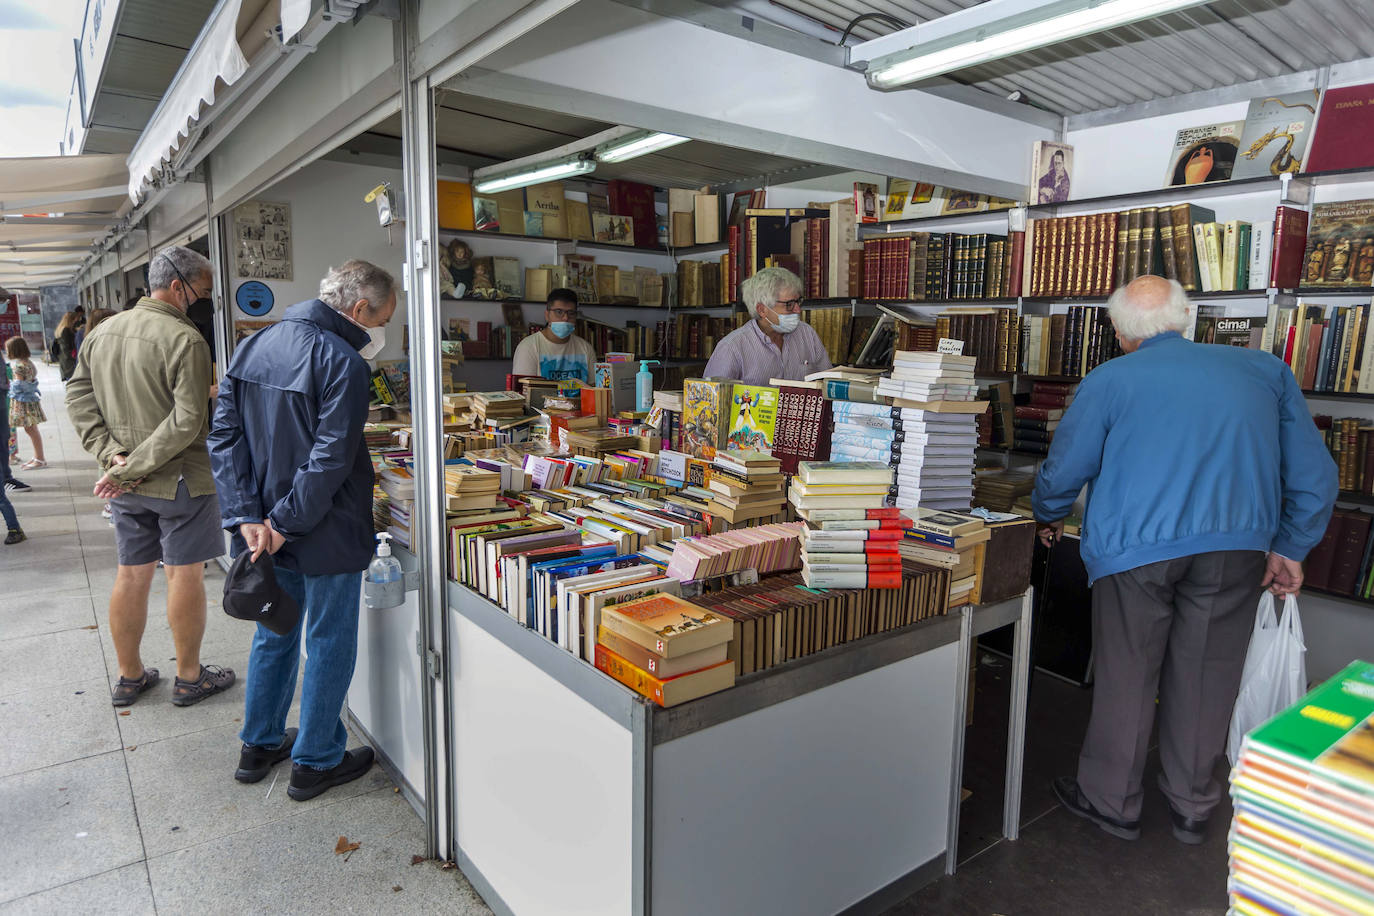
[[0, 398, 17, 530], [240, 567, 362, 769]]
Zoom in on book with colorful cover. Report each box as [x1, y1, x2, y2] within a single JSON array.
[[1164, 121, 1243, 186], [725, 384, 779, 454], [1233, 90, 1321, 180], [682, 378, 734, 460], [1299, 200, 1374, 288]]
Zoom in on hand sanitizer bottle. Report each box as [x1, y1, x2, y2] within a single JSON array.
[[636, 359, 661, 412], [364, 532, 404, 609]]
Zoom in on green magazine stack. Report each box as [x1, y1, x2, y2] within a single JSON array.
[[1229, 660, 1374, 914]]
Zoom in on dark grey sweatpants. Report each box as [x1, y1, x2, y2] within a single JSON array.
[[1077, 550, 1266, 822]]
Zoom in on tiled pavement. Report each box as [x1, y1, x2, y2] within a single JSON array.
[[0, 361, 490, 915]]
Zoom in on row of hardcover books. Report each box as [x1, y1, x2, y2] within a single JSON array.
[[1315, 416, 1374, 495], [1304, 507, 1374, 598], [861, 232, 1017, 301]]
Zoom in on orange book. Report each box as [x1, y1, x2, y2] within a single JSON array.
[[594, 644, 735, 707], [600, 592, 733, 657], [436, 180, 475, 231]]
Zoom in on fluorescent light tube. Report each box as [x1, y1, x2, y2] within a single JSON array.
[[597, 132, 690, 163], [867, 0, 1211, 88], [474, 157, 596, 194]]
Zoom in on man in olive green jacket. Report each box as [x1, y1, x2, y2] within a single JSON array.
[[66, 246, 236, 709]]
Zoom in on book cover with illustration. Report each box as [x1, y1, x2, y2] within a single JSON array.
[[561, 253, 597, 303], [725, 384, 779, 454], [1233, 90, 1320, 180], [854, 182, 881, 224], [593, 212, 635, 246], [1300, 199, 1374, 288], [1164, 121, 1243, 186], [681, 378, 733, 460], [1030, 141, 1074, 203], [882, 179, 941, 221]]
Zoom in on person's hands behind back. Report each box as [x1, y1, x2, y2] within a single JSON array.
[[241, 518, 286, 562], [1262, 552, 1303, 596], [93, 454, 141, 500]]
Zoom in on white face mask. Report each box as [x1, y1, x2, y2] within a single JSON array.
[[772, 313, 801, 335], [358, 325, 386, 359]]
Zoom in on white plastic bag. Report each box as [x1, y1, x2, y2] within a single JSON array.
[[1226, 592, 1306, 765]]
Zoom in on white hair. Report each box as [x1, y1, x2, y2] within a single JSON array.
[[1106, 277, 1190, 342], [147, 246, 212, 293], [318, 259, 396, 314], [740, 266, 803, 319]]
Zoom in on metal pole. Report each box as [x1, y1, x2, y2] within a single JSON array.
[[1002, 589, 1034, 841], [398, 0, 450, 861], [945, 604, 973, 875]]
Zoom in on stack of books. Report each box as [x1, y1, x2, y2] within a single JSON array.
[[473, 390, 526, 424], [877, 351, 979, 406], [705, 450, 786, 524], [973, 469, 1036, 512], [1229, 660, 1374, 915], [1014, 381, 1076, 455], [594, 592, 736, 707], [788, 461, 900, 589], [443, 464, 502, 513], [899, 509, 991, 604], [664, 522, 805, 582]]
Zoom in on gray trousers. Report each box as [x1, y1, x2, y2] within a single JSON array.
[[1077, 550, 1265, 822]]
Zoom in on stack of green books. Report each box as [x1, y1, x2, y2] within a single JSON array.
[[1229, 660, 1374, 914]]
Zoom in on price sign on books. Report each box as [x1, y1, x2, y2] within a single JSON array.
[[937, 337, 965, 355]]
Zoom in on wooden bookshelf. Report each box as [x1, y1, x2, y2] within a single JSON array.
[[437, 228, 726, 257]]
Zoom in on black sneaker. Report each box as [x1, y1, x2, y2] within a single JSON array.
[[287, 747, 375, 801], [1052, 776, 1141, 841], [4, 528, 24, 545], [235, 727, 298, 784], [5, 478, 29, 491]]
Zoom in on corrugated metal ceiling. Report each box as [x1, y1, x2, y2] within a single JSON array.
[[768, 0, 1374, 115], [365, 92, 835, 189]]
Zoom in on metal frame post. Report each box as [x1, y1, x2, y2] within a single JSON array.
[[945, 604, 973, 875], [398, 0, 450, 861], [1002, 589, 1034, 840]]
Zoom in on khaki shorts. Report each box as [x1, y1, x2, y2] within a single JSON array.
[[110, 480, 225, 567]]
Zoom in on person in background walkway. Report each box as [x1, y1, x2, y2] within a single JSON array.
[[66, 246, 235, 709], [1033, 275, 1337, 846], [701, 266, 831, 386], [0, 345, 24, 543], [209, 259, 397, 799], [53, 311, 79, 381], [6, 338, 46, 469]]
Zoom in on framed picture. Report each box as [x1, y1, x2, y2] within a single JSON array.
[[232, 201, 292, 280], [1030, 141, 1074, 204]]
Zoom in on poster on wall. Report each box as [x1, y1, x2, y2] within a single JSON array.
[[234, 320, 278, 345], [233, 201, 293, 281]]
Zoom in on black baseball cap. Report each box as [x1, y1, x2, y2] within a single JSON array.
[[222, 552, 300, 636]]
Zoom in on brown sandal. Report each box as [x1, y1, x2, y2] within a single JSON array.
[[171, 664, 237, 707], [112, 668, 159, 707]]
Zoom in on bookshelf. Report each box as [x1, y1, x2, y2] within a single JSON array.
[[438, 227, 729, 258], [1304, 390, 1374, 401]]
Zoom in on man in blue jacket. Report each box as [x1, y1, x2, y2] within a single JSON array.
[[208, 259, 396, 800], [1034, 275, 1335, 845]]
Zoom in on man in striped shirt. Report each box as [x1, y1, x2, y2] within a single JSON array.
[[703, 267, 831, 385]]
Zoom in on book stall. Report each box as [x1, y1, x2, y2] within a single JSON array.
[[359, 352, 1038, 914]]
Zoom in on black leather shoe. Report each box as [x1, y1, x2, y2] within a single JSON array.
[[287, 746, 375, 801], [1052, 776, 1142, 840], [234, 727, 298, 784], [1168, 806, 1208, 845]]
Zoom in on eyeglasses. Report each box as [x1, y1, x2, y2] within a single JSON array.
[[547, 307, 577, 320], [773, 298, 804, 313]]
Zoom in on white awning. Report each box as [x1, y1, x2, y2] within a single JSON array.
[[0, 155, 131, 289], [125, 0, 285, 200]]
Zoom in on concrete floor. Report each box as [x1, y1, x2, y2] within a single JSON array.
[[0, 361, 490, 915]]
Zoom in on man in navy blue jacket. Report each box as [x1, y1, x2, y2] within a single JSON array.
[[1034, 275, 1336, 845], [208, 260, 396, 800]]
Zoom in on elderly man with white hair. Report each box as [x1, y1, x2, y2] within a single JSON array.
[[209, 259, 398, 800], [1034, 275, 1336, 846], [702, 266, 832, 385]]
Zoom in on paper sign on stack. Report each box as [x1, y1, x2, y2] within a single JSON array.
[[790, 461, 904, 589], [705, 450, 786, 523]]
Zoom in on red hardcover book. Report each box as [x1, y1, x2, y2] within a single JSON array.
[[1271, 206, 1309, 290], [1306, 83, 1374, 172], [1013, 405, 1064, 420], [607, 179, 658, 250], [1330, 511, 1372, 595]]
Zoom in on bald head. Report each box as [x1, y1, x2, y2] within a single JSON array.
[[1106, 275, 1190, 352]]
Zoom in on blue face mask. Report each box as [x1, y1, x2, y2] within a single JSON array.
[[549, 321, 576, 339]]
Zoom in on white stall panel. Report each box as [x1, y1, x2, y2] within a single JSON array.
[[652, 642, 959, 916], [348, 589, 427, 801], [450, 609, 635, 916]]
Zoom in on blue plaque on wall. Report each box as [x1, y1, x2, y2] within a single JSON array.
[[235, 281, 274, 317]]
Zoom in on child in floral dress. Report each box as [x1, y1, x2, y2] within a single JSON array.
[[6, 338, 46, 470]]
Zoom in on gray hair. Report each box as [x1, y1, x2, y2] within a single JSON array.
[[318, 259, 396, 313], [1106, 276, 1190, 342], [741, 266, 803, 319], [147, 246, 212, 293]]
